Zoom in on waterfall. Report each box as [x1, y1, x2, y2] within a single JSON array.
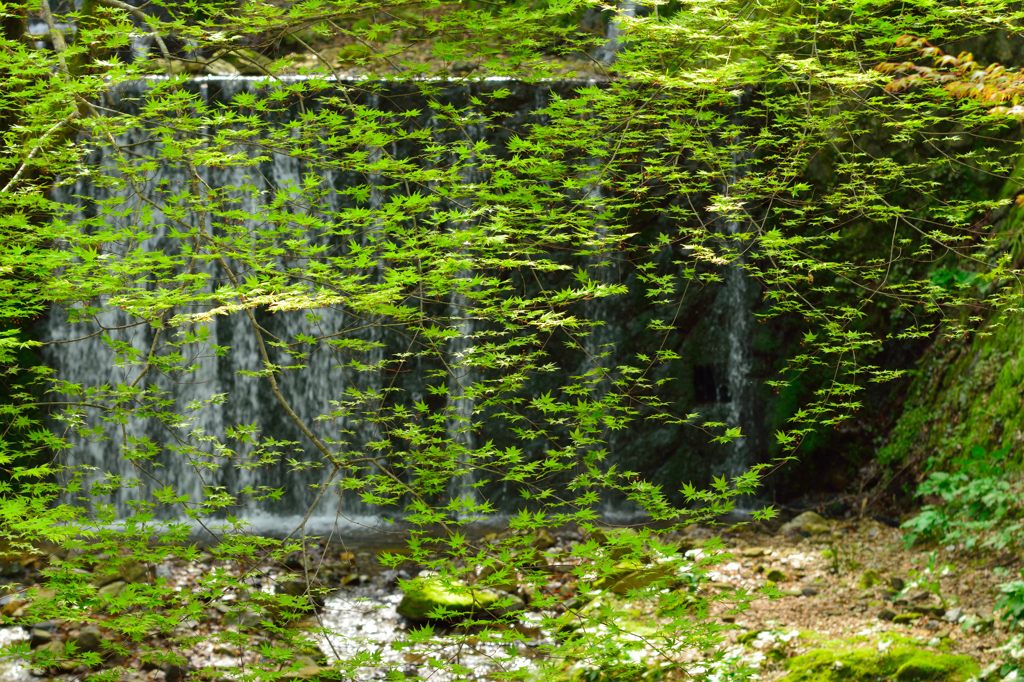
[[716, 88, 759, 479], [37, 78, 766, 531]]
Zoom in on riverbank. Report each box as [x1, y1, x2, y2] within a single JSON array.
[[0, 515, 1017, 681]]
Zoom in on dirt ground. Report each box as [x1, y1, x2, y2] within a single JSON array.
[[701, 518, 1019, 678]]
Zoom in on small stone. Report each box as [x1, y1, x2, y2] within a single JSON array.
[[944, 608, 963, 623], [165, 664, 187, 682], [98, 580, 127, 599], [878, 608, 896, 621], [741, 547, 767, 558], [910, 591, 931, 602], [889, 576, 905, 591], [766, 569, 788, 582], [801, 587, 819, 597], [531, 529, 555, 550], [934, 628, 951, 639], [73, 626, 103, 652], [29, 629, 53, 648], [927, 637, 941, 647]]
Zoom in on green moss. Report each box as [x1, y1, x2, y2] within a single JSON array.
[[892, 613, 923, 624], [880, 312, 1024, 473], [396, 577, 504, 622], [858, 569, 883, 589], [784, 644, 978, 682]]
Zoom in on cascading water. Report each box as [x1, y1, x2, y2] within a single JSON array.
[[713, 88, 760, 479], [38, 78, 767, 533]]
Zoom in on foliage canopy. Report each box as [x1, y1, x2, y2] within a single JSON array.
[[0, 0, 1022, 677]]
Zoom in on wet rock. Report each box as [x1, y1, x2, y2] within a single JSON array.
[[780, 511, 829, 536], [396, 577, 521, 623]]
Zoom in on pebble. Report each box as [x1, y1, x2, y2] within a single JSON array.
[[944, 608, 963, 622]]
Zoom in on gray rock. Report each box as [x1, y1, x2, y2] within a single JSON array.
[[165, 664, 187, 682], [801, 587, 819, 597], [944, 607, 963, 622], [98, 580, 127, 599], [73, 626, 103, 652], [878, 608, 897, 621], [29, 629, 52, 648]]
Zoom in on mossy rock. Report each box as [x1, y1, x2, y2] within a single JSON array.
[[784, 644, 978, 681], [893, 612, 923, 624], [859, 569, 883, 589], [396, 577, 519, 623], [767, 569, 788, 582], [781, 511, 829, 535]]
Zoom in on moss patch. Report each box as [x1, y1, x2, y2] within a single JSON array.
[[396, 577, 506, 622], [784, 644, 978, 682]]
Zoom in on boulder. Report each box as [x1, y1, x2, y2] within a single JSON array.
[[396, 577, 522, 623], [780, 511, 829, 536]]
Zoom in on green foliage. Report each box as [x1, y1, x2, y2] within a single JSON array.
[[0, 0, 1023, 676], [996, 575, 1024, 629], [901, 447, 1023, 551]]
